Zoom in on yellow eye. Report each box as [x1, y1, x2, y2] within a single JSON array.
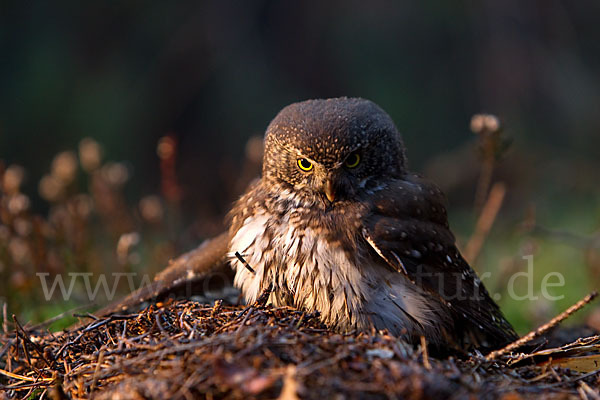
[[297, 158, 313, 172], [345, 152, 361, 168]]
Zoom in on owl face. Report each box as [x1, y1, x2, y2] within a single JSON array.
[[262, 98, 406, 203], [269, 141, 377, 203]]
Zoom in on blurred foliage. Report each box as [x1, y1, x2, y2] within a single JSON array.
[[1, 1, 600, 333], [0, 139, 181, 325]]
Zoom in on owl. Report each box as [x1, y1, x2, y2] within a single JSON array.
[[228, 97, 517, 350]]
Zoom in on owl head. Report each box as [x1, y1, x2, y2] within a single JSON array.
[[262, 97, 406, 203]]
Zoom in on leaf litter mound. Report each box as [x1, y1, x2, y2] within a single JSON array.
[[2, 296, 600, 400]]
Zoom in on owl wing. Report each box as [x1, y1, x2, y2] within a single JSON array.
[[362, 174, 518, 349]]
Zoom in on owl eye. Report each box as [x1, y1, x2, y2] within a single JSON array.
[[297, 158, 314, 172], [344, 152, 361, 168]]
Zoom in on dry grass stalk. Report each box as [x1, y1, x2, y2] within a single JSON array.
[[486, 291, 598, 360], [470, 113, 506, 211], [464, 181, 506, 264]]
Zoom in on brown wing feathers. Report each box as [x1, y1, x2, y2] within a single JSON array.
[[363, 174, 517, 348]]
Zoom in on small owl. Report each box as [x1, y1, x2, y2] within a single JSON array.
[[228, 98, 517, 350]]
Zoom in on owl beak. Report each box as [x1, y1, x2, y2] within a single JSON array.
[[324, 179, 336, 202]]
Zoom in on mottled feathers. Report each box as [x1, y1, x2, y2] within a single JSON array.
[[228, 97, 517, 351]]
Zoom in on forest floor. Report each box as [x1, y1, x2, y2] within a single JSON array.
[[2, 298, 600, 399]]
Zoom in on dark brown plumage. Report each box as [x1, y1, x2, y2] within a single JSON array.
[[228, 97, 517, 351]]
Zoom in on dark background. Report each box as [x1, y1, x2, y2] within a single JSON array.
[[1, 1, 599, 331]]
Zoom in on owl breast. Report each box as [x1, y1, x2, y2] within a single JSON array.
[[228, 199, 446, 340]]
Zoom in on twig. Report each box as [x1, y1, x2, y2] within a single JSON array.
[[2, 301, 8, 333], [0, 339, 14, 361], [90, 349, 105, 393], [464, 182, 506, 264], [211, 299, 223, 318], [0, 381, 51, 391], [235, 307, 254, 339], [486, 291, 598, 360], [533, 368, 600, 390], [254, 283, 273, 308], [155, 311, 168, 337], [13, 315, 53, 370], [0, 368, 53, 383], [29, 303, 93, 331], [420, 336, 432, 370], [235, 251, 255, 274], [580, 382, 600, 400], [56, 314, 137, 355], [72, 312, 100, 320], [213, 285, 274, 335]]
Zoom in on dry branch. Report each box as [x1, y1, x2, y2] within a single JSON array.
[[486, 291, 598, 360]]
